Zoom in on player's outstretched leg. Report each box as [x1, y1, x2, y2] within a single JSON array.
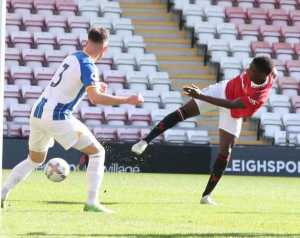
[[1, 152, 46, 208], [200, 129, 235, 205], [131, 100, 200, 155]]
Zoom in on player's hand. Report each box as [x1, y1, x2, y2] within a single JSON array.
[[127, 94, 144, 105], [99, 82, 108, 93], [183, 84, 202, 98]]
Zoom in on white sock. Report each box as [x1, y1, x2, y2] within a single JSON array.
[[1, 157, 40, 200], [86, 151, 105, 206]]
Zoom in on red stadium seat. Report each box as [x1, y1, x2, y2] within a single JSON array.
[[33, 67, 55, 87], [102, 70, 126, 90], [293, 43, 300, 58], [251, 41, 272, 58], [237, 24, 260, 42], [272, 59, 286, 77], [22, 14, 44, 33], [93, 127, 117, 142], [267, 9, 290, 27], [5, 48, 21, 68], [34, 32, 56, 51], [247, 8, 268, 25], [21, 85, 43, 106], [291, 95, 300, 112], [127, 108, 151, 126], [225, 7, 246, 25], [33, 0, 55, 15], [280, 26, 300, 44], [272, 42, 294, 61], [56, 33, 79, 52], [260, 25, 281, 43], [117, 128, 141, 142], [289, 10, 300, 26], [22, 48, 45, 68], [278, 77, 299, 97], [45, 15, 67, 35], [286, 60, 300, 78], [55, 0, 77, 16], [45, 50, 67, 68], [10, 66, 33, 86], [104, 107, 127, 126], [277, 0, 298, 11], [10, 31, 32, 49], [256, 0, 277, 9], [5, 85, 20, 106], [6, 13, 22, 33], [11, 0, 33, 15], [9, 103, 31, 118], [68, 16, 90, 36]]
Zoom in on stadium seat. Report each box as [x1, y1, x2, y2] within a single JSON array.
[[269, 94, 291, 115], [277, 0, 297, 11], [9, 103, 31, 118], [260, 112, 282, 138], [4, 85, 20, 107], [247, 8, 268, 25], [256, 0, 277, 9], [117, 128, 141, 142], [56, 0, 77, 16], [252, 104, 269, 120], [23, 14, 44, 33], [45, 50, 68, 68], [236, 0, 254, 9], [274, 130, 287, 145], [11, 0, 32, 15], [104, 107, 127, 126], [220, 57, 242, 80], [140, 127, 163, 142], [8, 123, 22, 137], [5, 48, 21, 68], [161, 91, 183, 110], [103, 70, 126, 90], [123, 35, 145, 56], [164, 129, 187, 143], [21, 85, 43, 106], [6, 13, 22, 33], [3, 121, 8, 136], [113, 18, 134, 38], [80, 106, 103, 128], [194, 22, 216, 46], [203, 6, 225, 23], [182, 3, 204, 30], [229, 40, 251, 61], [207, 39, 229, 63], [216, 22, 238, 41], [214, 0, 233, 8], [45, 15, 67, 35], [177, 117, 198, 128], [278, 77, 299, 97], [237, 24, 260, 43], [260, 25, 281, 44], [22, 48, 44, 68], [68, 16, 90, 36], [106, 34, 123, 57], [282, 113, 300, 135], [126, 71, 148, 91], [78, 0, 100, 18], [186, 130, 210, 144], [293, 43, 300, 59], [113, 53, 136, 71], [10, 31, 32, 49], [225, 7, 246, 25], [93, 127, 117, 141], [272, 42, 294, 61], [33, 67, 55, 87], [272, 59, 286, 77], [140, 90, 161, 110], [251, 41, 272, 58], [136, 54, 159, 73], [56, 33, 79, 52], [21, 124, 30, 137], [34, 32, 56, 51], [114, 89, 137, 109], [286, 60, 300, 79], [33, 0, 55, 15], [281, 26, 300, 44], [90, 17, 112, 32], [267, 9, 289, 27], [148, 71, 171, 92], [100, 1, 122, 21], [127, 108, 151, 126], [296, 133, 300, 145], [291, 95, 300, 113], [10, 66, 33, 86]]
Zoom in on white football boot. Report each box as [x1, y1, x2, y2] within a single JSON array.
[[200, 195, 217, 205], [131, 140, 148, 155]]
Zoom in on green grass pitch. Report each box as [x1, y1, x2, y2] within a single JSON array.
[[1, 170, 300, 238]]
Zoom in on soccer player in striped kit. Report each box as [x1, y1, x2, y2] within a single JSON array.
[[1, 27, 144, 212], [132, 56, 277, 205]]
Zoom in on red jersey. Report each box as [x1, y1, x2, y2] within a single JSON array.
[[225, 70, 275, 118]]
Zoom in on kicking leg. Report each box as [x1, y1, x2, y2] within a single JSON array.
[[201, 129, 235, 205], [1, 150, 47, 208], [132, 99, 200, 155]]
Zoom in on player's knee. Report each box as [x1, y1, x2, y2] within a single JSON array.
[[29, 151, 47, 165]]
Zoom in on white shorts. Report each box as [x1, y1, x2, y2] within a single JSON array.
[[29, 116, 98, 152], [194, 80, 243, 138]]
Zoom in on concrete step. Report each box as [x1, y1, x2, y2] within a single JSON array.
[[146, 46, 198, 56], [122, 11, 175, 21], [135, 28, 188, 39]]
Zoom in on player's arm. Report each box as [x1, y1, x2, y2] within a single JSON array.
[[86, 86, 143, 106], [183, 84, 245, 109]]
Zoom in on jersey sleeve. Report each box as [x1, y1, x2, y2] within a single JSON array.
[[80, 63, 99, 88]]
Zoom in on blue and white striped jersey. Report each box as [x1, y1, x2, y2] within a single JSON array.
[[32, 51, 99, 120]]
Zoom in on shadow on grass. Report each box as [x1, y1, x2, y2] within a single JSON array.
[[19, 232, 300, 237]]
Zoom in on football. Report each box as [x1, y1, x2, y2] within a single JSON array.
[[44, 158, 70, 182]]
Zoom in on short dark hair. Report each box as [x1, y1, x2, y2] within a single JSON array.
[[251, 56, 273, 75], [88, 27, 109, 44]]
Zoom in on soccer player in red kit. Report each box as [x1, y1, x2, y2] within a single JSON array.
[[131, 56, 277, 205]]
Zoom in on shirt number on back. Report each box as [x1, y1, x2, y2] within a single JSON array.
[[51, 63, 69, 87]]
